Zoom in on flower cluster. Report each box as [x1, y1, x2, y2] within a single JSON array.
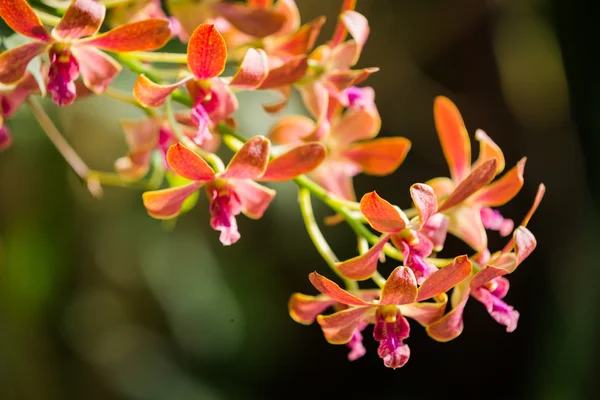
[[0, 0, 544, 370]]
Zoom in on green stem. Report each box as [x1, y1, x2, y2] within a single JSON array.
[[127, 51, 188, 64], [299, 188, 358, 291], [103, 86, 154, 116], [33, 7, 60, 25]]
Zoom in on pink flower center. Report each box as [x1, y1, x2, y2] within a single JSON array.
[[208, 184, 243, 246], [373, 306, 411, 369], [480, 207, 514, 237], [398, 232, 437, 285], [47, 46, 80, 107]]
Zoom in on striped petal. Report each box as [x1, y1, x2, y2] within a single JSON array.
[[187, 24, 227, 80]]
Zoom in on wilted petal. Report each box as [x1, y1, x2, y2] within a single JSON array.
[[410, 183, 437, 230], [228, 48, 268, 89], [166, 142, 215, 181], [340, 10, 369, 64], [259, 55, 308, 89], [221, 136, 270, 179], [448, 204, 488, 251], [233, 179, 276, 219], [400, 294, 448, 326], [260, 143, 326, 182], [426, 279, 471, 341], [0, 0, 51, 41], [336, 234, 391, 280], [0, 42, 48, 84], [142, 181, 202, 219], [317, 307, 372, 344], [52, 0, 105, 41], [214, 2, 286, 38], [473, 129, 505, 174], [288, 293, 335, 325], [438, 158, 497, 213], [308, 271, 370, 306], [360, 191, 406, 233], [417, 256, 472, 301], [342, 137, 410, 176], [380, 266, 418, 305], [268, 115, 314, 145], [133, 74, 192, 108], [433, 96, 472, 183], [72, 46, 121, 93], [470, 158, 526, 207], [80, 19, 171, 52]]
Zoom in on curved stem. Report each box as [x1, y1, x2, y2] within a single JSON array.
[[299, 188, 358, 291]]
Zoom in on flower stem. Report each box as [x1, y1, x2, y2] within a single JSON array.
[[33, 7, 60, 26], [299, 188, 358, 291], [127, 51, 188, 64], [103, 86, 155, 116]]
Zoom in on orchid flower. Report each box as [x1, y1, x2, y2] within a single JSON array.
[[426, 184, 545, 340], [289, 256, 472, 368], [0, 0, 172, 106], [269, 89, 411, 200], [142, 137, 325, 245], [109, 0, 186, 41], [427, 96, 527, 251], [133, 23, 268, 145], [0, 73, 40, 151]]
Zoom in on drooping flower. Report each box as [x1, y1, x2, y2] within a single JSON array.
[[269, 89, 411, 200], [142, 137, 326, 245], [0, 73, 40, 151], [0, 0, 172, 106], [427, 96, 527, 251], [426, 184, 545, 340], [289, 256, 472, 368]]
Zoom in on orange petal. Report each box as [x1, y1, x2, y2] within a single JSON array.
[[469, 158, 526, 207], [426, 177, 455, 199], [473, 129, 505, 174], [259, 55, 307, 89], [271, 0, 300, 36], [336, 234, 391, 280], [214, 2, 286, 38], [142, 181, 202, 219], [520, 183, 545, 227], [470, 252, 517, 290], [288, 293, 335, 325], [342, 137, 410, 176], [233, 179, 276, 219], [309, 159, 358, 201], [417, 255, 472, 301], [360, 191, 406, 233], [332, 107, 381, 147], [166, 143, 215, 181], [221, 136, 270, 180], [260, 143, 326, 182], [317, 307, 372, 344], [433, 96, 472, 183], [339, 10, 369, 65], [380, 266, 418, 305], [52, 0, 105, 41], [72, 46, 121, 93], [308, 271, 370, 306], [80, 19, 171, 51], [0, 0, 51, 41], [426, 279, 471, 341], [400, 294, 448, 326], [410, 183, 437, 229], [268, 115, 314, 145], [269, 16, 325, 57], [185, 24, 227, 79], [0, 42, 48, 84], [228, 48, 268, 89], [448, 205, 488, 251], [438, 158, 497, 213], [133, 74, 192, 108]]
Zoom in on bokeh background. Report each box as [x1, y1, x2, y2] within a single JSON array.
[[1, 0, 599, 399]]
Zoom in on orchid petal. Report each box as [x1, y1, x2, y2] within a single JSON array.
[[400, 294, 448, 326], [52, 0, 105, 41], [340, 10, 369, 64], [410, 183, 437, 230], [426, 177, 455, 199], [262, 86, 292, 113], [326, 67, 379, 93], [426, 279, 471, 341], [433, 96, 472, 183], [71, 46, 121, 93], [421, 213, 450, 252], [309, 159, 358, 201], [470, 158, 526, 207], [297, 80, 329, 124], [0, 42, 48, 84], [331, 107, 381, 146], [213, 3, 286, 38], [438, 158, 497, 213], [221, 136, 270, 179], [166, 143, 215, 181], [0, 0, 51, 41], [248, 0, 272, 7], [142, 181, 202, 219], [270, 16, 325, 57], [260, 143, 326, 182], [342, 137, 410, 176], [259, 55, 308, 89], [470, 253, 517, 290], [228, 48, 268, 89], [233, 179, 276, 219], [133, 74, 191, 108], [380, 266, 418, 305], [288, 293, 335, 325], [360, 191, 406, 233], [515, 226, 536, 266], [473, 129, 505, 174], [449, 204, 488, 250], [272, 0, 300, 35], [308, 271, 370, 306], [186, 24, 227, 79], [80, 19, 171, 52], [417, 256, 472, 301], [336, 234, 391, 280], [520, 183, 545, 227], [317, 307, 372, 344], [268, 115, 314, 145]]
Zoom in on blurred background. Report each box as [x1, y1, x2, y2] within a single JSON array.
[[1, 0, 598, 399]]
